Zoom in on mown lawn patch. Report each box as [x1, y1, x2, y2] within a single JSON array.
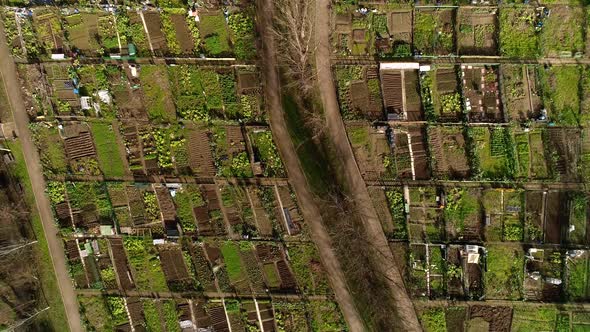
[[485, 244, 524, 300], [540, 6, 584, 57], [221, 241, 245, 282], [139, 65, 176, 123], [90, 122, 126, 177], [538, 65, 581, 125]]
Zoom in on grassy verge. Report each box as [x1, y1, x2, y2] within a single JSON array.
[[0, 67, 10, 122], [282, 94, 331, 194], [5, 140, 68, 331]]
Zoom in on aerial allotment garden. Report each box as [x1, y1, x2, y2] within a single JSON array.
[[2, 0, 590, 331], [0, 2, 352, 331], [329, 2, 590, 331]]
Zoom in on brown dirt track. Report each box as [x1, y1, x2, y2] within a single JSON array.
[[0, 20, 83, 332], [314, 0, 421, 330], [255, 0, 365, 330]]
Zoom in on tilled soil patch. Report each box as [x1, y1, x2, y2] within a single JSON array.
[[469, 305, 512, 332]]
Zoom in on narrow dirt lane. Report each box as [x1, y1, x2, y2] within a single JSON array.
[[313, 1, 422, 331], [255, 1, 364, 331], [0, 22, 82, 332]]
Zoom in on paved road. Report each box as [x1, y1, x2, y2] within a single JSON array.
[[0, 21, 82, 332], [313, 0, 422, 331], [255, 0, 365, 330]]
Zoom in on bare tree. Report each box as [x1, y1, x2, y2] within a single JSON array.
[[272, 0, 316, 94]]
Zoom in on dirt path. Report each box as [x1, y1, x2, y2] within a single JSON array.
[[255, 1, 364, 331], [313, 1, 422, 331], [0, 22, 82, 332]]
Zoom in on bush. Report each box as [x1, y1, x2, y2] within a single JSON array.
[[47, 181, 66, 205], [440, 93, 462, 115], [420, 308, 446, 332]]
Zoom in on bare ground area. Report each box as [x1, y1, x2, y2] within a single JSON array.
[[314, 0, 421, 330], [255, 0, 364, 330]]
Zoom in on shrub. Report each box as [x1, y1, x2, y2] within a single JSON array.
[[47, 181, 66, 205]]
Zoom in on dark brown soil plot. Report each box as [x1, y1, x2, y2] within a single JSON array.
[[381, 70, 403, 119], [238, 71, 260, 93], [429, 126, 470, 179], [126, 297, 145, 329], [544, 191, 568, 244], [171, 14, 194, 54], [405, 70, 423, 121], [187, 128, 216, 177], [409, 126, 430, 179], [120, 124, 146, 175], [154, 186, 176, 222], [258, 301, 277, 331], [369, 187, 395, 236], [469, 305, 512, 332], [348, 67, 382, 121], [63, 124, 96, 161], [388, 11, 412, 45], [158, 244, 191, 283], [109, 67, 147, 120], [446, 306, 466, 332], [466, 263, 483, 298], [144, 12, 168, 55], [547, 128, 581, 182], [108, 238, 135, 290], [207, 302, 230, 331], [193, 300, 213, 329]]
